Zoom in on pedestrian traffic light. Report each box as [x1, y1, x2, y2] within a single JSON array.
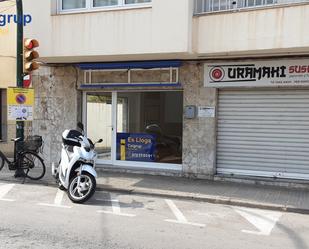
[[24, 38, 40, 72]]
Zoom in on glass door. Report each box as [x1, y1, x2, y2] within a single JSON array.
[[86, 92, 114, 164]]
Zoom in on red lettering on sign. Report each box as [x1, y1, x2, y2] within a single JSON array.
[[289, 65, 309, 74]]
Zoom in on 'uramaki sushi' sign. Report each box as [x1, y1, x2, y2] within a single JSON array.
[[204, 59, 309, 88]]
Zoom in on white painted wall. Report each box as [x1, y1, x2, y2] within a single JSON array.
[[2, 1, 309, 68], [87, 102, 124, 149], [193, 4, 309, 57], [87, 102, 112, 149], [0, 2, 17, 88], [23, 0, 192, 63]]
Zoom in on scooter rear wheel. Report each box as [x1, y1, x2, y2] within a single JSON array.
[[67, 172, 96, 203]]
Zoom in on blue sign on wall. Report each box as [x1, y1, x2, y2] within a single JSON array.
[[116, 133, 156, 162]]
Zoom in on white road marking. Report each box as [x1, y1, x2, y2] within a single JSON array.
[[0, 184, 15, 202], [165, 199, 205, 227], [165, 199, 187, 222], [99, 210, 136, 217], [54, 189, 65, 205], [0, 199, 15, 202], [95, 198, 118, 202], [97, 194, 136, 217], [234, 207, 282, 236], [38, 189, 72, 209]]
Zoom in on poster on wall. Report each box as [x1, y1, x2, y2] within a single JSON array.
[[7, 87, 34, 121], [116, 133, 156, 162], [204, 59, 309, 87]]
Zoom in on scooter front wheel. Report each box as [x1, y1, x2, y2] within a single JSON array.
[[68, 172, 96, 203]]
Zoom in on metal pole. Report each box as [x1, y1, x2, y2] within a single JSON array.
[[15, 0, 25, 177], [16, 0, 23, 87], [16, 0, 24, 140]]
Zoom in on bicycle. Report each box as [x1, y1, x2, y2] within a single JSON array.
[[0, 135, 46, 181]]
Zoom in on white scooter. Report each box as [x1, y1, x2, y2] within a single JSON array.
[[52, 122, 102, 203]]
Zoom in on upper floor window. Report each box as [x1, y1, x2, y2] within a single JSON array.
[[93, 0, 118, 7], [60, 0, 151, 12], [194, 0, 309, 14], [125, 0, 151, 3], [62, 0, 86, 10]]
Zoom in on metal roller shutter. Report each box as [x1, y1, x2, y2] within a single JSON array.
[[217, 89, 309, 180]]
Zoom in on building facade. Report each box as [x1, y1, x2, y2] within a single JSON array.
[[0, 1, 26, 155], [1, 0, 309, 183]]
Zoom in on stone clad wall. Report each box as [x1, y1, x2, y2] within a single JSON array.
[[32, 66, 80, 167], [29, 63, 217, 179], [181, 62, 217, 179]]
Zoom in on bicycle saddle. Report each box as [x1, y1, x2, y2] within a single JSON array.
[[11, 137, 22, 142]]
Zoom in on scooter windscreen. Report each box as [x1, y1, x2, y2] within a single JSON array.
[[62, 129, 83, 147]]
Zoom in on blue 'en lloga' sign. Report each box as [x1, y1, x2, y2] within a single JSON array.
[[116, 133, 156, 162]]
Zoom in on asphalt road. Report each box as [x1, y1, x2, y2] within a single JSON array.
[[0, 181, 308, 249]]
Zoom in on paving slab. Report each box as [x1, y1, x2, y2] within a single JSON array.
[[95, 171, 309, 214]]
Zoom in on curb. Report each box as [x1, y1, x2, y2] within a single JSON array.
[[96, 185, 309, 215], [1, 176, 309, 215]]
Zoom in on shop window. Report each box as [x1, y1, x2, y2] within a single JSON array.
[[86, 91, 183, 165], [83, 68, 179, 86], [116, 92, 183, 164]]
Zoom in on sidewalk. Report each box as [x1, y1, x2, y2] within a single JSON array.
[[1, 167, 309, 214]]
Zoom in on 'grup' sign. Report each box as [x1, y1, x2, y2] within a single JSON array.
[[0, 14, 32, 27]]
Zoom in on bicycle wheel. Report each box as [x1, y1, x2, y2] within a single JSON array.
[[18, 151, 46, 180], [0, 155, 4, 171]]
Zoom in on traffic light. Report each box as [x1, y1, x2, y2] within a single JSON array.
[[24, 38, 40, 72]]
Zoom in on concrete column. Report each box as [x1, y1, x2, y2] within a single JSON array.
[[181, 62, 217, 179]]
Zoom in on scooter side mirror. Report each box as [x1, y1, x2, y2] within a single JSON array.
[[97, 139, 103, 143], [77, 122, 84, 132]]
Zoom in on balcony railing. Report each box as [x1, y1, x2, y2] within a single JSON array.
[[194, 0, 309, 14]]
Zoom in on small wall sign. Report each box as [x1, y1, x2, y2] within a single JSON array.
[[7, 87, 34, 121], [198, 106, 215, 118]]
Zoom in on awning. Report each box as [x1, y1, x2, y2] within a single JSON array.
[[77, 60, 182, 70]]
